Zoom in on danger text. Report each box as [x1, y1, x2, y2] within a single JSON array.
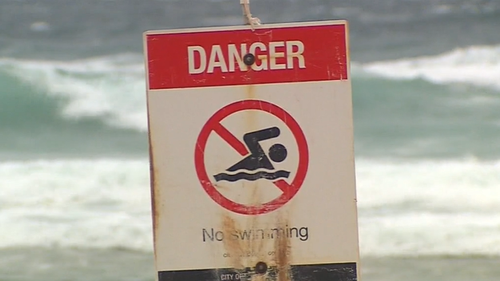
[[188, 41, 305, 74]]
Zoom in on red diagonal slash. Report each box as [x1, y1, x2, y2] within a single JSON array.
[[212, 122, 248, 156]]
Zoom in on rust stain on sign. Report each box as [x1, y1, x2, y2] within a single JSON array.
[[147, 118, 160, 261], [221, 214, 245, 269], [221, 212, 292, 281], [274, 215, 292, 281], [244, 84, 258, 141], [150, 164, 163, 263], [246, 84, 256, 100], [244, 83, 259, 201]]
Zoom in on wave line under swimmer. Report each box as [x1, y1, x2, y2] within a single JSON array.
[[214, 170, 290, 182], [213, 126, 290, 182]]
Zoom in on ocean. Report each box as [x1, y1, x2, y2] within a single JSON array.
[[1, 0, 500, 280]]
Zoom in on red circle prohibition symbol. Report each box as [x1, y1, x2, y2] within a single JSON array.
[[194, 99, 309, 215]]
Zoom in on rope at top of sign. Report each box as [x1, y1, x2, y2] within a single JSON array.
[[240, 0, 261, 30]]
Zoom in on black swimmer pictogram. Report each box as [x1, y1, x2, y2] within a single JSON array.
[[214, 126, 290, 182]]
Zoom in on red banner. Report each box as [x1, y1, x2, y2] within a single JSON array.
[[145, 23, 348, 89]]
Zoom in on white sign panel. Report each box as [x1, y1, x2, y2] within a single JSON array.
[[144, 20, 360, 281]]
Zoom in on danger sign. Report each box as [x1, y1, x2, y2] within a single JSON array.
[[195, 99, 308, 215], [144, 20, 360, 281]]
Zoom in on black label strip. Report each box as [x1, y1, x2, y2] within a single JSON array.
[[159, 262, 357, 281]]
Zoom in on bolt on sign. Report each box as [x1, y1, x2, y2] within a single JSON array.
[[143, 20, 360, 281]]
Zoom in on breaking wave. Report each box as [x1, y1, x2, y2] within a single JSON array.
[[354, 44, 500, 91]]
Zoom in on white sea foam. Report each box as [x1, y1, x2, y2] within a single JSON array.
[[0, 159, 152, 251], [0, 54, 148, 132], [355, 44, 500, 91], [356, 159, 500, 257], [1, 158, 499, 257]]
